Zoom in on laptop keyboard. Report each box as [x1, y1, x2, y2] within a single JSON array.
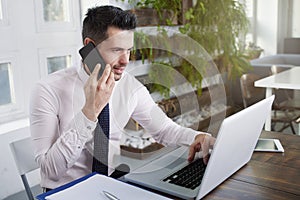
[[162, 159, 206, 190]]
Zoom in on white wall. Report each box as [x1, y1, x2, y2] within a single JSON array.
[[109, 0, 134, 9], [292, 0, 300, 37], [256, 0, 279, 56], [256, 0, 299, 55]]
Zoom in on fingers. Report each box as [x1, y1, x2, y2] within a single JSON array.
[[201, 135, 210, 163], [84, 64, 100, 95], [203, 154, 210, 165], [97, 64, 115, 91], [91, 64, 101, 80], [188, 134, 216, 164], [86, 63, 114, 87], [201, 135, 211, 165], [97, 64, 115, 92], [201, 135, 215, 164], [106, 68, 115, 89], [93, 64, 115, 114], [84, 63, 92, 75], [82, 64, 101, 121], [99, 64, 113, 83], [188, 141, 201, 162]]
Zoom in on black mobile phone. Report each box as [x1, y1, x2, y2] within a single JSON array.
[[79, 42, 106, 80]]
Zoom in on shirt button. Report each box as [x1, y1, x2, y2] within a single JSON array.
[[87, 125, 91, 130]]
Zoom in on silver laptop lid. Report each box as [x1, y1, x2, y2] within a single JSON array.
[[123, 96, 274, 199], [197, 95, 274, 199]]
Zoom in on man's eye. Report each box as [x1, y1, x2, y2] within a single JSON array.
[[113, 49, 123, 52]]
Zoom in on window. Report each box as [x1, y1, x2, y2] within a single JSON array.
[[47, 55, 71, 74], [0, 62, 14, 106], [243, 0, 255, 44], [42, 0, 70, 22], [34, 0, 77, 32], [38, 47, 77, 78]]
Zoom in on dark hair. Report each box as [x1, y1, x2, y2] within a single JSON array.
[[82, 6, 137, 44]]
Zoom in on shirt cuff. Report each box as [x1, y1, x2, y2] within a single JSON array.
[[74, 111, 97, 139]]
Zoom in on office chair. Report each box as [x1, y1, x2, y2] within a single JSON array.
[[10, 137, 40, 200], [240, 73, 299, 134]]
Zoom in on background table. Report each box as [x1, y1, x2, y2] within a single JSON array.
[[255, 67, 300, 134]]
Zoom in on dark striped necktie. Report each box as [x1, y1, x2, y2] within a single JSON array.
[[92, 103, 109, 175]]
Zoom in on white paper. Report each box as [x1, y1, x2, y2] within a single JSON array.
[[45, 174, 172, 200]]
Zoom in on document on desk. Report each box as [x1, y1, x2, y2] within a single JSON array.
[[44, 173, 171, 200]]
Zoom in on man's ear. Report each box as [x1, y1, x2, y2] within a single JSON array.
[[83, 38, 94, 46]]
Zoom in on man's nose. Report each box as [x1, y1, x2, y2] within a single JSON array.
[[119, 52, 130, 64]]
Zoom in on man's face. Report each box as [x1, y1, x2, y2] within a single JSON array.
[[97, 27, 134, 81]]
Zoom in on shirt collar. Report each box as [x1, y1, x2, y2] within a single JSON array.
[[78, 63, 89, 84]]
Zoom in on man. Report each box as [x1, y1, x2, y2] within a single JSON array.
[[30, 5, 215, 190]]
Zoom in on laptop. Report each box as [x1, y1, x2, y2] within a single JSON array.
[[124, 95, 275, 199]]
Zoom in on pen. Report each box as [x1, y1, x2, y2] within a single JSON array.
[[103, 190, 120, 200]]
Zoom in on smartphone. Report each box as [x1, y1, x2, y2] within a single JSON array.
[[254, 138, 284, 152], [79, 42, 106, 80]]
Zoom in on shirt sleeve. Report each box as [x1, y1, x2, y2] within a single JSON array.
[[131, 85, 208, 147], [29, 83, 97, 181]]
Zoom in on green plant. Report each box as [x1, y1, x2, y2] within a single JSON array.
[[122, 0, 182, 26], [124, 0, 252, 97], [181, 0, 252, 78]]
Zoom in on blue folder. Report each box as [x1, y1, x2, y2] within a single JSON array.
[[36, 172, 98, 200]]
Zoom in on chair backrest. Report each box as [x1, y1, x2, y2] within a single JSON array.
[[284, 38, 300, 54], [240, 73, 265, 108], [10, 137, 39, 200]]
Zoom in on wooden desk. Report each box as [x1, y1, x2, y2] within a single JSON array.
[[38, 131, 299, 199], [202, 131, 300, 200], [119, 131, 300, 199], [254, 67, 300, 134]]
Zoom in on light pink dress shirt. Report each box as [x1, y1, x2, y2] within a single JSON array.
[[30, 65, 201, 189]]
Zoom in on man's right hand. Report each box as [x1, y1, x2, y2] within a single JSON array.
[[188, 134, 216, 165], [82, 64, 115, 121]]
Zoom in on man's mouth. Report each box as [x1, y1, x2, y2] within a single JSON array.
[[113, 66, 125, 74]]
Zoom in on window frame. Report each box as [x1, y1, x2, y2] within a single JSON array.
[[0, 52, 26, 124], [0, 0, 9, 26]]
